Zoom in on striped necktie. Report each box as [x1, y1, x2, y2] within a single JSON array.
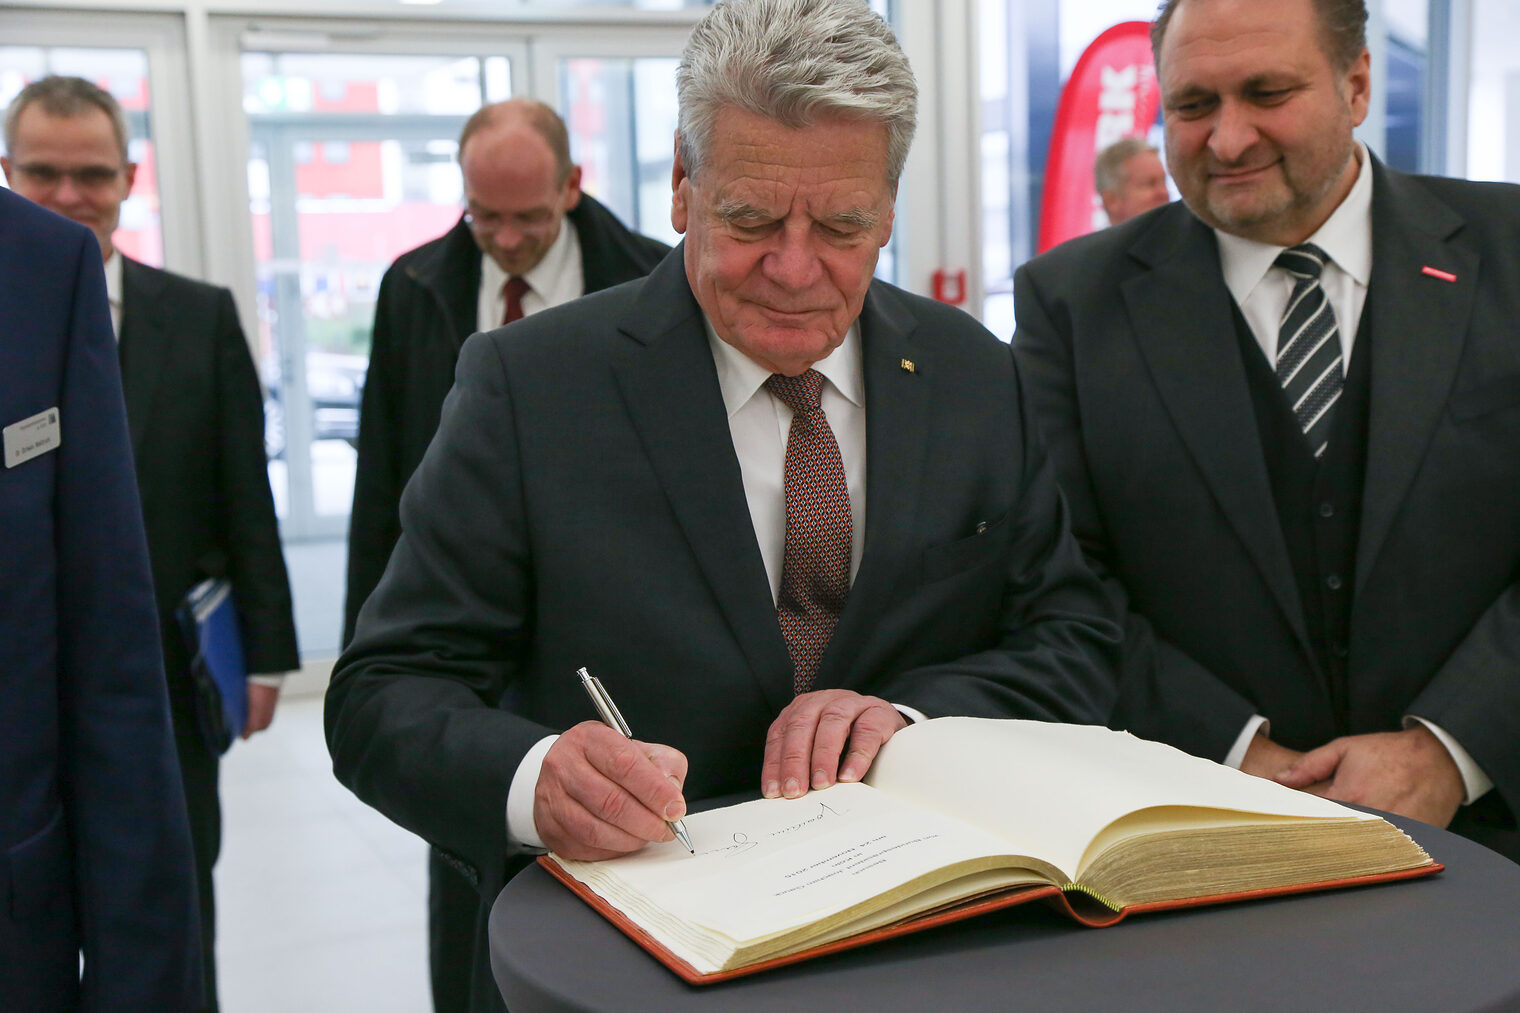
[[1274, 243, 1343, 458], [765, 369, 851, 694]]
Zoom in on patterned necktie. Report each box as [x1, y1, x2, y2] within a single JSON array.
[[1274, 243, 1343, 459], [502, 275, 530, 325], [765, 370, 851, 694]]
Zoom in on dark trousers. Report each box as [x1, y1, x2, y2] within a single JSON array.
[[174, 730, 221, 1013], [430, 849, 497, 1013]]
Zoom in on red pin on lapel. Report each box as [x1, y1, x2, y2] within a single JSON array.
[[1421, 265, 1457, 283]]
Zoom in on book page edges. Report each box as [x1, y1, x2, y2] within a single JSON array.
[[535, 856, 1442, 985]]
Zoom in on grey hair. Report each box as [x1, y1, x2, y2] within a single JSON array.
[[5, 75, 131, 161], [1094, 137, 1157, 195], [677, 0, 917, 186]]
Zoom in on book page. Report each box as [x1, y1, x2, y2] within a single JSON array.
[[553, 781, 1054, 971], [865, 718, 1374, 879]]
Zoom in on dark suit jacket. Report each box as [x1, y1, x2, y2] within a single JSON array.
[[0, 189, 202, 1011], [327, 246, 1121, 902], [1013, 160, 1520, 856], [119, 257, 299, 708], [343, 194, 670, 643]]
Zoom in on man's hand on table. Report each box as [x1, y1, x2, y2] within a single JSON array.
[[534, 721, 689, 860], [1239, 732, 1304, 779], [1274, 725, 1464, 828], [761, 689, 907, 799]]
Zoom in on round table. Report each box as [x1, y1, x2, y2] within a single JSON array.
[[490, 815, 1520, 1012]]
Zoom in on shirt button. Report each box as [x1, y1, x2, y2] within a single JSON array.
[[1326, 573, 1343, 591], [1318, 501, 1335, 518]]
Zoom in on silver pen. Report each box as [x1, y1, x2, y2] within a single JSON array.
[[576, 667, 694, 854]]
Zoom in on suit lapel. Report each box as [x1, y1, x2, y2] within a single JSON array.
[[416, 219, 481, 349], [1123, 209, 1311, 652], [611, 250, 794, 713], [118, 256, 169, 460], [815, 284, 928, 691], [1355, 165, 1477, 596]]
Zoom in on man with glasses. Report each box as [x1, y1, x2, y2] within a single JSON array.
[[4, 75, 300, 1012], [343, 97, 668, 1013]]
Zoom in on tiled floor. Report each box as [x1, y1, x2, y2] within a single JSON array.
[[215, 693, 432, 1012]]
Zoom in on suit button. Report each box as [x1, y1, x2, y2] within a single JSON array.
[[1318, 501, 1335, 518], [1331, 641, 1349, 659], [974, 521, 989, 535], [1325, 573, 1343, 591]]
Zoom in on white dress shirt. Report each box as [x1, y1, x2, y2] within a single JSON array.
[[1212, 145, 1490, 804], [104, 250, 124, 337], [476, 218, 584, 332], [706, 319, 867, 596], [504, 318, 928, 850]]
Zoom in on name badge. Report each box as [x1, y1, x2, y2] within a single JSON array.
[[4, 407, 62, 468]]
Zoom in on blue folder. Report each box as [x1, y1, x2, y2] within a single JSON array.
[[176, 577, 248, 754]]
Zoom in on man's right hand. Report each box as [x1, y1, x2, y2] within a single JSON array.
[[533, 721, 689, 861], [1239, 733, 1305, 780]]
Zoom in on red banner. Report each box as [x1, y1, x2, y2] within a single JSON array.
[[1036, 21, 1161, 253]]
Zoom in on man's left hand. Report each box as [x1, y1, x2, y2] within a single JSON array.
[[761, 689, 907, 799], [1274, 725, 1464, 827], [243, 682, 280, 739]]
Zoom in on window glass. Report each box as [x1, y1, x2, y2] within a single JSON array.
[[245, 50, 511, 654], [1467, 0, 1520, 183], [0, 46, 162, 266], [979, 0, 1157, 336], [559, 56, 682, 246]]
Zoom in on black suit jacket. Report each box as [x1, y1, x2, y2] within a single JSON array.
[[327, 247, 1121, 899], [120, 257, 299, 702], [343, 195, 670, 643], [1013, 160, 1520, 854]]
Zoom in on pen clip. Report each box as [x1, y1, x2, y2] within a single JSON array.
[[591, 676, 633, 738], [577, 667, 633, 738]]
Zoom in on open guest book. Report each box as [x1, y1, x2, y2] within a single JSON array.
[[541, 718, 1439, 984]]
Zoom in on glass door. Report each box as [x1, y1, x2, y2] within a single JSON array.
[[532, 32, 689, 247], [241, 51, 518, 543], [0, 9, 197, 272]]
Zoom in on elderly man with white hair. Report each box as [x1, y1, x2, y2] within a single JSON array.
[[327, 1, 1120, 1009]]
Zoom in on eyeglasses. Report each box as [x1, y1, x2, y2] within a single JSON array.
[[463, 204, 557, 234], [9, 162, 126, 191]]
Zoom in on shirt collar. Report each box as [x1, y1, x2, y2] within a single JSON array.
[[1215, 141, 1374, 306], [104, 250, 123, 308], [705, 317, 865, 418], [520, 213, 578, 295]]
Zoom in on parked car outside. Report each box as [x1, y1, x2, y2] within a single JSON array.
[[263, 351, 367, 459]]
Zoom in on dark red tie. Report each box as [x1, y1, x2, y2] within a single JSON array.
[[765, 370, 851, 694], [502, 275, 530, 325]]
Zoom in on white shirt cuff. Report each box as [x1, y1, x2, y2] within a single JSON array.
[[506, 734, 559, 852], [512, 708, 923, 849], [893, 703, 929, 725], [1224, 715, 1271, 769], [248, 673, 287, 688], [1405, 716, 1493, 806]]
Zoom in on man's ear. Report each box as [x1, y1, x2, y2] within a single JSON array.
[[561, 164, 583, 211], [1345, 47, 1372, 127], [0, 156, 11, 188], [671, 133, 690, 235], [123, 161, 139, 194]]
